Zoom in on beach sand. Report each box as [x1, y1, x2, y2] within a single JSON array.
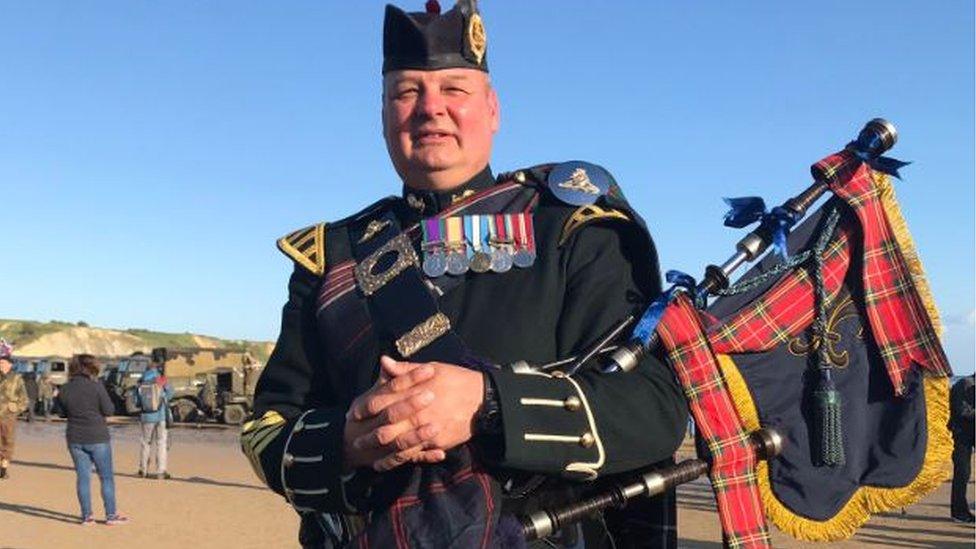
[[0, 421, 972, 548]]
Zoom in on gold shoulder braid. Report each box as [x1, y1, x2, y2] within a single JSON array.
[[559, 205, 630, 246], [277, 223, 326, 276]]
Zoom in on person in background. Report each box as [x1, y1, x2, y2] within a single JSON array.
[[22, 369, 38, 423], [137, 360, 173, 479], [37, 372, 55, 420], [949, 374, 975, 523], [55, 354, 128, 526], [0, 343, 29, 479]]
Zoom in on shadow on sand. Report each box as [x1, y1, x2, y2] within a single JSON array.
[[12, 459, 264, 491], [0, 501, 79, 525]]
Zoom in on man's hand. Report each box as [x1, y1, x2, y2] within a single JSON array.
[[380, 357, 485, 453], [343, 357, 446, 472]]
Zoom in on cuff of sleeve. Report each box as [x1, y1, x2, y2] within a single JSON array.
[[277, 407, 358, 513], [487, 365, 605, 480]]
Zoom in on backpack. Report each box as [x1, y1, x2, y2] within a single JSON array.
[[138, 380, 163, 413]]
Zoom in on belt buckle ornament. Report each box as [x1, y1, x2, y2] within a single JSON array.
[[355, 233, 419, 296], [395, 312, 451, 358]]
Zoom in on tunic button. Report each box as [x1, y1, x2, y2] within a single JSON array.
[[564, 396, 582, 412], [579, 432, 595, 448], [282, 453, 295, 468]]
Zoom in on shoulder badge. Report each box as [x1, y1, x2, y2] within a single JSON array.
[[277, 223, 326, 276], [559, 205, 630, 246], [546, 161, 611, 206]]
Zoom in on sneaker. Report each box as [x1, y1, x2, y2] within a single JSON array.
[[137, 470, 146, 478], [951, 512, 976, 524], [80, 515, 96, 526], [153, 472, 172, 480], [105, 514, 129, 526], [0, 467, 7, 479]]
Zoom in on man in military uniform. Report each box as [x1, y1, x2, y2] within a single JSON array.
[[0, 345, 29, 479], [242, 2, 687, 547]]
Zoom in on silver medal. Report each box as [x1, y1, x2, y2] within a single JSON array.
[[513, 249, 536, 268], [446, 250, 469, 275], [490, 247, 513, 273], [423, 249, 447, 277]]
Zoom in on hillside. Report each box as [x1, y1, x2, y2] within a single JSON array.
[[0, 319, 274, 363]]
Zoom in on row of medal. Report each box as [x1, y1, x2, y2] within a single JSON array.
[[420, 213, 536, 277]]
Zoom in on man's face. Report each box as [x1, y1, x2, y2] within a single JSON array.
[[383, 68, 499, 190], [0, 359, 11, 374]]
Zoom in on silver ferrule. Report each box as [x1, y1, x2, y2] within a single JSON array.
[[526, 511, 554, 539], [607, 345, 640, 373], [719, 250, 750, 278], [641, 472, 667, 497]]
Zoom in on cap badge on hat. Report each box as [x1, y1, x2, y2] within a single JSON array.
[[466, 12, 487, 65]]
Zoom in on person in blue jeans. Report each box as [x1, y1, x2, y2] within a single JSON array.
[[55, 354, 128, 526]]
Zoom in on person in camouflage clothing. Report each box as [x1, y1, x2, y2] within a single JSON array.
[[0, 351, 30, 479]]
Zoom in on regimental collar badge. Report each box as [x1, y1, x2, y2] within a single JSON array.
[[406, 193, 426, 212], [547, 161, 612, 206]]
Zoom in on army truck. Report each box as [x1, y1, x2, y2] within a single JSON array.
[[101, 347, 261, 424]]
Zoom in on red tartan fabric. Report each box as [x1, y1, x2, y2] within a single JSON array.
[[657, 295, 771, 548], [708, 222, 854, 355], [812, 151, 951, 393]]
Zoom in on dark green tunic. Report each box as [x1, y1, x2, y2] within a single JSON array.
[[245, 165, 688, 547]]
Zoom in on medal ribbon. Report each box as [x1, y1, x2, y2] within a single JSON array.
[[446, 217, 463, 253], [462, 215, 475, 258]]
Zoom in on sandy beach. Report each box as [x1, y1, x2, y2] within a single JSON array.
[[0, 420, 972, 549]]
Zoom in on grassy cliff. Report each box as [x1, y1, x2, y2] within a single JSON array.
[[0, 319, 274, 363]]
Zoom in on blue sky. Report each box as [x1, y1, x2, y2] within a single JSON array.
[[0, 1, 973, 373]]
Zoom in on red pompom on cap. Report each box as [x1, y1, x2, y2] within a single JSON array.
[[425, 0, 441, 15]]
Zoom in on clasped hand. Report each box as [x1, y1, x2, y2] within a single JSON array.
[[342, 356, 484, 472]]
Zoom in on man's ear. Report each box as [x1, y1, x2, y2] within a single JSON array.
[[487, 86, 500, 133], [381, 92, 389, 139]]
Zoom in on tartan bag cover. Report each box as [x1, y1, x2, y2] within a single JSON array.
[[656, 295, 771, 548], [809, 150, 951, 392]]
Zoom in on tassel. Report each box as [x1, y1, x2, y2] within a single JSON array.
[[813, 371, 845, 467]]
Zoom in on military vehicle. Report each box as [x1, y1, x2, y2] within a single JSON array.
[[100, 347, 261, 424]]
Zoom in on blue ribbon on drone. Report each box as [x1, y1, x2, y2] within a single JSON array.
[[630, 270, 708, 347], [723, 197, 799, 261]]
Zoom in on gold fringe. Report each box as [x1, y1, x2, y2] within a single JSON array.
[[717, 354, 953, 542], [871, 171, 943, 337]]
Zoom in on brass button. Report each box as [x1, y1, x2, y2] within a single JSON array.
[[513, 171, 527, 184], [563, 396, 582, 412], [282, 453, 295, 468], [579, 432, 595, 448]]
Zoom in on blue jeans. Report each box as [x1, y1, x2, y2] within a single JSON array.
[[67, 442, 117, 518]]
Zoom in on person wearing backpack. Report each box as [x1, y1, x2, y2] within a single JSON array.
[[137, 361, 173, 480]]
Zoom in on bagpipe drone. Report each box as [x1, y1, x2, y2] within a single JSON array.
[[520, 119, 953, 546]]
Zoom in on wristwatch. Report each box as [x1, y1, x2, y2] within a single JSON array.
[[474, 372, 502, 436]]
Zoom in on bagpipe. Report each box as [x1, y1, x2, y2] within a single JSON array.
[[521, 119, 954, 546]]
